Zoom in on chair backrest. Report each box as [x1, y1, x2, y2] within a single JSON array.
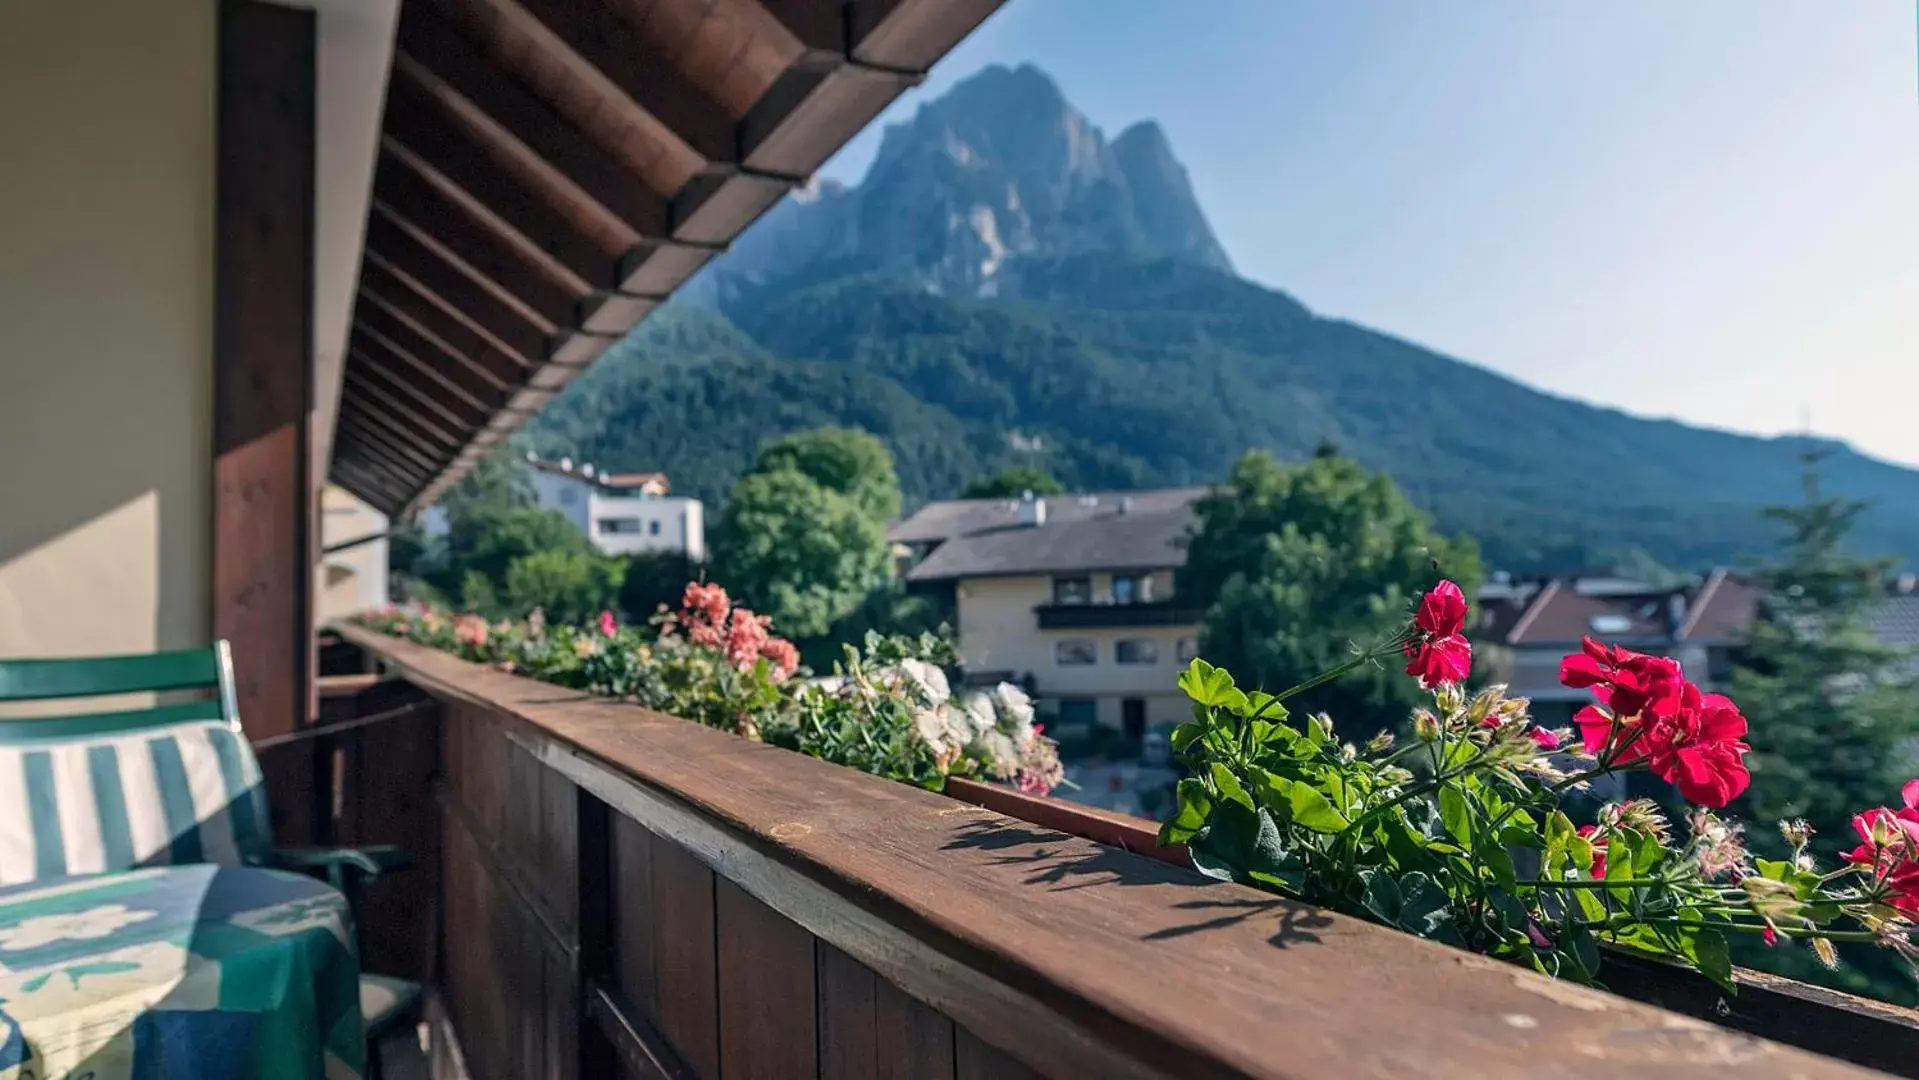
[[0, 641, 272, 885]]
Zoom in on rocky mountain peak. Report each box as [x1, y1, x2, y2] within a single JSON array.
[[688, 63, 1234, 302]]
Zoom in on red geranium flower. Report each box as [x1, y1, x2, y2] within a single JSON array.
[[1577, 824, 1608, 879], [1843, 781, 1919, 916], [1562, 638, 1685, 732], [1640, 682, 1751, 809], [598, 610, 619, 638], [1403, 580, 1472, 688]]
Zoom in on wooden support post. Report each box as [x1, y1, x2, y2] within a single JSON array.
[[214, 0, 319, 842]]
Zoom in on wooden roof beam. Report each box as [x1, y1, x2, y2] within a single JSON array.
[[341, 360, 468, 450], [372, 159, 579, 332], [330, 464, 408, 517], [350, 322, 501, 419], [338, 402, 455, 476], [356, 287, 524, 391], [346, 349, 483, 445], [382, 75, 623, 294], [360, 261, 534, 372], [428, 0, 706, 195], [334, 417, 440, 488], [360, 224, 549, 366], [394, 6, 668, 241]]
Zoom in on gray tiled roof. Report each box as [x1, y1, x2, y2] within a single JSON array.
[[899, 490, 1205, 581], [888, 487, 1212, 545], [1874, 594, 1919, 672]]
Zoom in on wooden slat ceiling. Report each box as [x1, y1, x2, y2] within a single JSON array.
[[330, 0, 1002, 516]]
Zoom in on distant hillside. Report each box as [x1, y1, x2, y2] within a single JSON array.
[[534, 64, 1919, 573]]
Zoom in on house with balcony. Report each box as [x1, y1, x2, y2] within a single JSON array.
[[426, 453, 705, 559], [892, 489, 1208, 745], [3, 2, 1913, 1077]]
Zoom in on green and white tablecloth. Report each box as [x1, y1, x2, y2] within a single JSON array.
[[0, 865, 362, 1080]]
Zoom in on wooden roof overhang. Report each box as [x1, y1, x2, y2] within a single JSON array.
[[328, 0, 1001, 515]]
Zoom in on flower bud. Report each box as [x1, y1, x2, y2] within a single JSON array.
[[1313, 712, 1336, 739], [1338, 742, 1357, 764], [1779, 819, 1815, 849], [1413, 709, 1442, 743], [1435, 683, 1466, 715], [1366, 730, 1395, 755], [1812, 936, 1840, 970]]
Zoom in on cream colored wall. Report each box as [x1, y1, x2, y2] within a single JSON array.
[[955, 575, 1198, 727], [317, 485, 390, 622], [0, 1, 216, 661]]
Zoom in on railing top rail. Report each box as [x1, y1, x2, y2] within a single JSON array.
[[339, 624, 1893, 1080]]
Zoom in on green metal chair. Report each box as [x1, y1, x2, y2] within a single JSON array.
[[0, 640, 421, 1076]]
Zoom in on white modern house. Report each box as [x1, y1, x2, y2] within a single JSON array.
[[427, 454, 705, 561]]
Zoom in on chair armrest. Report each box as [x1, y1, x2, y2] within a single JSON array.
[[271, 844, 411, 891]]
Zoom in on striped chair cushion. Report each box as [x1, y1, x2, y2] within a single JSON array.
[[0, 720, 271, 886]]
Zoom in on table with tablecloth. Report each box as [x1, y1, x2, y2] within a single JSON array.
[[0, 864, 361, 1079]]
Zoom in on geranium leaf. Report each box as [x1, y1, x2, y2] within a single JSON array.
[[1159, 777, 1214, 846], [1169, 721, 1206, 754], [1289, 782, 1348, 834], [1439, 786, 1472, 846], [1211, 763, 1254, 811]]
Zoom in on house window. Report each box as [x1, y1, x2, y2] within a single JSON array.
[[1115, 639, 1159, 666], [1055, 698, 1099, 733], [1176, 637, 1198, 664], [1054, 639, 1098, 666], [648, 519, 661, 536], [1112, 574, 1152, 604], [1053, 577, 1092, 605], [598, 518, 641, 534]]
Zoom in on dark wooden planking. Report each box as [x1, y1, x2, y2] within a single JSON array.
[[757, 0, 845, 57], [505, 0, 742, 163], [333, 453, 418, 508], [876, 971, 956, 1079], [395, 5, 667, 239], [816, 943, 880, 1080], [715, 878, 817, 1080], [361, 220, 551, 364], [383, 73, 618, 291], [956, 1027, 1041, 1080], [344, 628, 1891, 1080], [817, 943, 957, 1080], [345, 694, 442, 981], [215, 0, 316, 780], [650, 832, 721, 1079], [538, 758, 580, 935], [587, 981, 705, 1080], [373, 158, 579, 330], [333, 427, 435, 490], [612, 815, 660, 1024]]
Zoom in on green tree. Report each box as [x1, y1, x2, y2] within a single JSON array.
[[960, 466, 1065, 499], [619, 551, 701, 621], [1728, 450, 1919, 1003], [503, 549, 623, 625], [421, 506, 592, 611], [711, 467, 890, 641], [1733, 452, 1918, 842], [752, 427, 902, 523], [1180, 448, 1483, 726]]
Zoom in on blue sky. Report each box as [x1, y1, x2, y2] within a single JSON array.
[[819, 2, 1919, 468]]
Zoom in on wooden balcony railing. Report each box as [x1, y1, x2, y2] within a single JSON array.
[[328, 624, 1919, 1080]]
